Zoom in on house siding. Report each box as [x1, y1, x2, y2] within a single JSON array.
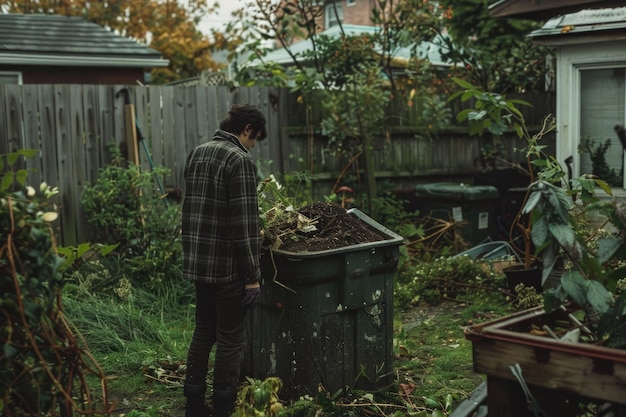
[[0, 65, 146, 84]]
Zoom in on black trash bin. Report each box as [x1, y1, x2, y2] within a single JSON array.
[[244, 209, 403, 400], [414, 182, 500, 245]]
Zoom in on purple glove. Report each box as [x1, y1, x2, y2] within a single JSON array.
[[241, 286, 261, 308]]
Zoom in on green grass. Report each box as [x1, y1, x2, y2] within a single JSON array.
[[60, 257, 521, 417], [392, 290, 516, 409], [63, 279, 195, 416]]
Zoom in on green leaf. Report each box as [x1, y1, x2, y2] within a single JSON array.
[[456, 108, 472, 123], [548, 223, 576, 254], [422, 397, 440, 409], [543, 287, 567, 313], [597, 237, 622, 264], [451, 77, 475, 90], [586, 280, 612, 314], [1, 172, 14, 192], [560, 271, 589, 307], [467, 110, 487, 121], [487, 120, 507, 136], [523, 188, 542, 214], [594, 179, 613, 196], [530, 216, 548, 248], [15, 169, 28, 186], [3, 343, 18, 359]]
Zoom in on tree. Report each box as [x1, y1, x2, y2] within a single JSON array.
[[224, 0, 448, 215], [2, 0, 229, 84], [437, 0, 552, 93]]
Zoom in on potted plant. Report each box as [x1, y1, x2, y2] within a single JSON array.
[[452, 80, 626, 413], [451, 78, 565, 293]]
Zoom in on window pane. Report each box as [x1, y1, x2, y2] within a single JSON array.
[[325, 3, 343, 27], [0, 72, 21, 84], [579, 68, 625, 186]]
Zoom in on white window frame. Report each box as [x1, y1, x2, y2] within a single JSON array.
[[0, 71, 23, 85], [325, 2, 343, 28], [555, 40, 626, 195]]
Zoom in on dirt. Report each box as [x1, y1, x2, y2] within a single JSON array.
[[270, 201, 392, 252]]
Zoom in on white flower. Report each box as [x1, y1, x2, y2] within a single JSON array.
[[42, 212, 58, 222], [26, 186, 36, 197]]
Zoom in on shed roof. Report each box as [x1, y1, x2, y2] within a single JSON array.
[[529, 7, 626, 45], [488, 0, 624, 20], [0, 13, 169, 68], [256, 24, 453, 68]]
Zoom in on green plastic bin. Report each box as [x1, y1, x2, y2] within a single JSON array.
[[414, 183, 500, 245], [244, 209, 403, 399]]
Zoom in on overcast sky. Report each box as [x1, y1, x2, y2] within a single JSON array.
[[199, 0, 247, 33]]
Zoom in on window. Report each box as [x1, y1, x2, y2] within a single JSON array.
[[325, 2, 343, 28], [579, 67, 626, 188], [0, 71, 22, 84]]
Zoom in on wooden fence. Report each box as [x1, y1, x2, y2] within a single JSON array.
[[0, 84, 555, 246]]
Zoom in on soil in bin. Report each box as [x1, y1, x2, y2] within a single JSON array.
[[268, 201, 391, 252]]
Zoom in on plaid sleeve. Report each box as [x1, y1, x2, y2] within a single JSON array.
[[229, 155, 262, 282]]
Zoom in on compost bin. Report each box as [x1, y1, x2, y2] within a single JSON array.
[[244, 208, 404, 399]]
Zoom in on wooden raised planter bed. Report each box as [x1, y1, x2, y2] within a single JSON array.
[[464, 306, 626, 417]]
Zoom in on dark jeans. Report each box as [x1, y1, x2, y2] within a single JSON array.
[[185, 280, 246, 393]]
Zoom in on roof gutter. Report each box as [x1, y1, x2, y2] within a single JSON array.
[[0, 53, 169, 67]]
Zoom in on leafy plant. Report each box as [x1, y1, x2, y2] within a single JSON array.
[[450, 79, 626, 349], [450, 77, 559, 269], [1, 150, 111, 416], [233, 377, 284, 417], [395, 255, 503, 307], [81, 145, 182, 290], [228, 0, 447, 213], [579, 136, 623, 186]]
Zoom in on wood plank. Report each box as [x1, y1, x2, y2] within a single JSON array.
[[471, 337, 626, 405], [194, 86, 210, 146], [4, 84, 26, 179], [160, 87, 176, 188], [134, 85, 151, 172], [97, 85, 115, 164], [82, 85, 100, 186], [0, 85, 8, 157], [38, 85, 60, 191], [68, 85, 89, 244], [21, 85, 42, 187], [204, 86, 220, 139], [173, 86, 188, 187], [54, 85, 77, 246], [112, 84, 127, 158], [184, 86, 199, 152], [147, 86, 165, 169]]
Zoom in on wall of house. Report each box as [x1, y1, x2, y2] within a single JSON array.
[[342, 0, 377, 26], [0, 65, 147, 85], [554, 39, 626, 191]]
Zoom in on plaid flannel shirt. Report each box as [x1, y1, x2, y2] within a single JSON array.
[[181, 130, 262, 284]]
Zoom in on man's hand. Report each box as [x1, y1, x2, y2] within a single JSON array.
[[241, 281, 261, 308]]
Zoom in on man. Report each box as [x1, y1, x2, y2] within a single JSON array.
[[181, 104, 267, 417]]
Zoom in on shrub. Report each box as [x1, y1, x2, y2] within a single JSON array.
[[395, 255, 503, 307], [1, 150, 110, 416], [81, 146, 182, 290]]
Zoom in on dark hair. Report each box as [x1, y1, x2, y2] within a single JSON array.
[[220, 104, 267, 141]]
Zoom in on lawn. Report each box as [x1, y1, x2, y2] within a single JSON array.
[[61, 255, 520, 417]]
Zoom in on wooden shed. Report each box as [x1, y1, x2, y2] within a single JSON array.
[[0, 14, 169, 85]]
